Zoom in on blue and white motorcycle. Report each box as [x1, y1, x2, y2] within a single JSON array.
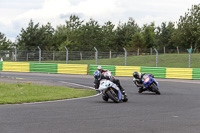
[[97, 71, 127, 103], [142, 74, 161, 95]]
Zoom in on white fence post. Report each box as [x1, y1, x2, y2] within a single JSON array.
[[154, 48, 158, 67], [14, 46, 17, 62], [64, 47, 68, 64], [123, 48, 127, 66], [37, 46, 41, 63], [177, 46, 179, 54], [187, 49, 191, 68], [94, 47, 98, 65]]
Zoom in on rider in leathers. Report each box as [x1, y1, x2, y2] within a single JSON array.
[[133, 71, 154, 93], [94, 66, 128, 101]]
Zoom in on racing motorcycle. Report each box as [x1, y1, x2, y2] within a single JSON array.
[[142, 74, 161, 95], [97, 71, 127, 103]]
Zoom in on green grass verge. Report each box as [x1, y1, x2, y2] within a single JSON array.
[[0, 83, 96, 104]]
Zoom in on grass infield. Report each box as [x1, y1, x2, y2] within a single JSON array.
[[0, 82, 96, 104]]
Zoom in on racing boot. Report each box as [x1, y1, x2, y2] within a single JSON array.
[[94, 80, 100, 93], [138, 87, 143, 93], [138, 87, 146, 93], [119, 86, 128, 102]]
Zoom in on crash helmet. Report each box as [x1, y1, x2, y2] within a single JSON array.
[[97, 66, 102, 71], [94, 70, 101, 80], [133, 71, 139, 79], [103, 71, 111, 78]]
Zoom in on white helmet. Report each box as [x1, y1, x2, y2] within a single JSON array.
[[97, 66, 102, 70]]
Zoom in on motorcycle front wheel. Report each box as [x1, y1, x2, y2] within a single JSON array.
[[150, 83, 161, 95], [106, 88, 120, 103]]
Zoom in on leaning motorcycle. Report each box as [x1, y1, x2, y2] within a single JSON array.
[[98, 79, 124, 103], [97, 71, 127, 103], [142, 74, 161, 95]]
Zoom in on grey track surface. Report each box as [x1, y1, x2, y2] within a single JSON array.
[[0, 72, 200, 133]]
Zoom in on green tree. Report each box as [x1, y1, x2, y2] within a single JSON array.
[[0, 32, 12, 50], [77, 18, 102, 51], [39, 22, 55, 51], [53, 25, 70, 51], [54, 15, 84, 51], [115, 17, 139, 51], [155, 22, 175, 49], [141, 22, 156, 48], [130, 31, 145, 50], [16, 19, 54, 51], [101, 21, 116, 50], [173, 4, 200, 50], [16, 19, 40, 50]]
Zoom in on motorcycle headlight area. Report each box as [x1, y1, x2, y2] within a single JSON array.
[[105, 84, 111, 87], [144, 77, 150, 83]]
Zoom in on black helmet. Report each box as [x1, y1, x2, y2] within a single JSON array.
[[133, 71, 139, 79]]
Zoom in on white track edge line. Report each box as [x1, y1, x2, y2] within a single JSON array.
[[58, 81, 94, 89]]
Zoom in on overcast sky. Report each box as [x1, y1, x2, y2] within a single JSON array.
[[0, 0, 199, 42]]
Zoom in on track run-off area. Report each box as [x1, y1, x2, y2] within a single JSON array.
[[0, 72, 200, 133]]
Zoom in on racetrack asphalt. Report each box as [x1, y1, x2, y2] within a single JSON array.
[[0, 72, 200, 133]]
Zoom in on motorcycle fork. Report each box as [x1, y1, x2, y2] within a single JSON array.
[[107, 88, 115, 94], [109, 88, 119, 97], [150, 82, 156, 90]]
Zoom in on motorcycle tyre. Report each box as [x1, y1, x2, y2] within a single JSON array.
[[151, 83, 161, 95], [102, 94, 109, 102], [106, 89, 120, 103]]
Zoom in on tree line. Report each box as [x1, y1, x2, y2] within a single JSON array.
[[1, 4, 200, 52]]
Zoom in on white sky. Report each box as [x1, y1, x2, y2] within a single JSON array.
[[0, 0, 199, 42]]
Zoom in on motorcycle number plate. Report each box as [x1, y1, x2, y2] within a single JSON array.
[[144, 77, 150, 83]]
